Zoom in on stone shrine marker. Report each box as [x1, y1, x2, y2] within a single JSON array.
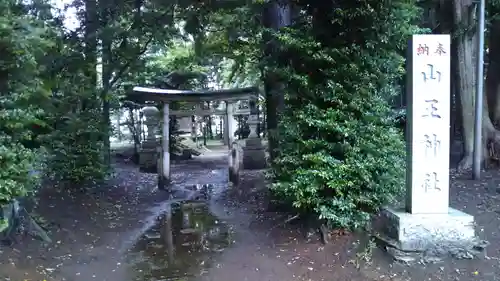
[[380, 34, 478, 259], [407, 34, 450, 214]]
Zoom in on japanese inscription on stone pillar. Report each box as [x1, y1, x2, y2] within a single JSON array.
[[407, 35, 450, 214]]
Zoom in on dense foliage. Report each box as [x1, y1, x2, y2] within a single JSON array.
[[1, 0, 497, 234], [0, 0, 50, 203], [41, 33, 107, 184], [268, 1, 421, 229]]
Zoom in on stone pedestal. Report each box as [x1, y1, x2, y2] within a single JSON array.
[[223, 102, 235, 147], [228, 141, 241, 186], [139, 106, 160, 173], [242, 110, 266, 170], [139, 141, 158, 173], [178, 116, 192, 134], [242, 138, 266, 170], [379, 35, 480, 261], [380, 207, 477, 259]]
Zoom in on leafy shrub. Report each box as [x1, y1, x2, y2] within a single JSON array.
[[269, 0, 421, 229], [40, 36, 109, 186], [0, 0, 50, 204], [271, 78, 406, 229], [0, 144, 39, 203], [46, 109, 108, 185]]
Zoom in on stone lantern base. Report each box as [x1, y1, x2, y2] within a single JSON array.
[[242, 138, 266, 170], [139, 140, 158, 173]]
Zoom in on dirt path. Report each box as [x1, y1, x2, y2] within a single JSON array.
[[208, 168, 500, 281], [2, 152, 500, 281]]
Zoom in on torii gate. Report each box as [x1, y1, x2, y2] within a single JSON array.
[[127, 86, 266, 190]]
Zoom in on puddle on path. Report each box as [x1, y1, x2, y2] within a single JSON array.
[[125, 198, 233, 281]]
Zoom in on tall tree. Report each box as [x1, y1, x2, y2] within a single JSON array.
[[262, 0, 291, 161], [486, 4, 500, 125], [452, 0, 500, 169]]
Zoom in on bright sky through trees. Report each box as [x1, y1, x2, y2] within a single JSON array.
[[51, 0, 79, 30]]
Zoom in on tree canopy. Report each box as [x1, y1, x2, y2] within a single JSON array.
[[1, 0, 499, 230]]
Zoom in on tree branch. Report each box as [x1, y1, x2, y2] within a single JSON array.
[[108, 35, 154, 89]]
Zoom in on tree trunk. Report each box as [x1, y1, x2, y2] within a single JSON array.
[[436, 0, 462, 151], [486, 18, 500, 125], [206, 102, 213, 139], [262, 0, 291, 160], [257, 107, 261, 137], [84, 0, 97, 108], [219, 118, 223, 139], [101, 0, 113, 166], [201, 120, 206, 146], [454, 0, 476, 169], [127, 107, 140, 163], [116, 113, 122, 141], [262, 105, 267, 138], [454, 0, 500, 169], [208, 116, 213, 139]]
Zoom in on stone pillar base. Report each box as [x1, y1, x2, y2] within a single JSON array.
[[158, 174, 171, 190], [228, 142, 241, 186], [377, 207, 485, 262], [242, 138, 266, 170]]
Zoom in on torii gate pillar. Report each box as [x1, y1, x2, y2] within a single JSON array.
[[158, 102, 171, 190]]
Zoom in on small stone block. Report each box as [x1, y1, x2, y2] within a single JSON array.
[[141, 141, 158, 149], [242, 138, 266, 170], [139, 149, 158, 173], [181, 202, 207, 209], [380, 207, 476, 254], [157, 174, 171, 190], [180, 228, 199, 234], [144, 233, 161, 240], [245, 138, 263, 147], [181, 242, 196, 247]]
